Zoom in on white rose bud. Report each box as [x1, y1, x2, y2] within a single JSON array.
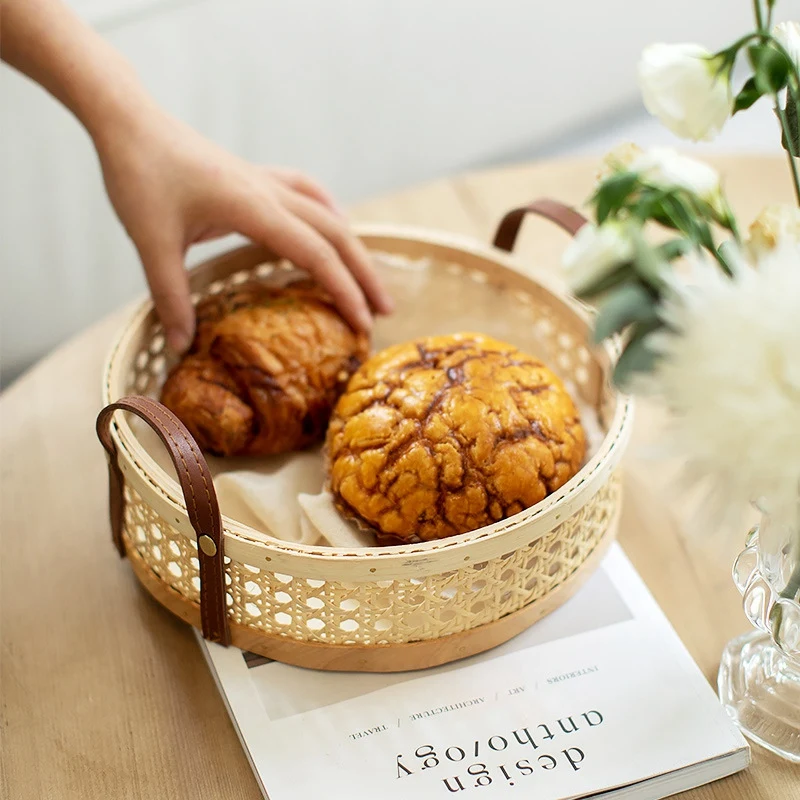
[[630, 147, 724, 210], [746, 204, 800, 262], [562, 221, 634, 293], [773, 21, 800, 71], [638, 43, 732, 141]]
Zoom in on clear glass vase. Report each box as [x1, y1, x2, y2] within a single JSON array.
[[718, 513, 800, 762]]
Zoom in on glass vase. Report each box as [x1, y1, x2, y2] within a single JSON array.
[[718, 512, 800, 762]]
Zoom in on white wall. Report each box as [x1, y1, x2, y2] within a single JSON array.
[[0, 0, 769, 381]]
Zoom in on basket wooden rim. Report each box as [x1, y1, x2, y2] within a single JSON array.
[[102, 224, 633, 578]]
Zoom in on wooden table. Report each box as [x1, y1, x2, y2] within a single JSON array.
[[2, 156, 797, 799]]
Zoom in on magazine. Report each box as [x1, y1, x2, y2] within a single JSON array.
[[197, 544, 749, 799]]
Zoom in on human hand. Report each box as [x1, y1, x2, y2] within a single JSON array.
[[3, 0, 393, 353], [96, 109, 393, 353]]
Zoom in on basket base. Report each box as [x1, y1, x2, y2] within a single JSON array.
[[127, 519, 616, 672]]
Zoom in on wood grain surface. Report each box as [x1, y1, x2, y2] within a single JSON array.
[[2, 156, 798, 799]]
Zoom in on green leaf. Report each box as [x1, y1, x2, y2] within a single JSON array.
[[779, 91, 800, 157], [716, 239, 740, 276], [635, 188, 668, 221], [657, 238, 693, 261], [635, 187, 720, 257], [572, 263, 634, 301], [612, 322, 663, 389], [659, 195, 696, 234], [593, 172, 640, 224], [687, 193, 736, 232], [592, 283, 659, 344], [748, 43, 791, 94], [631, 229, 671, 290], [665, 195, 716, 251], [650, 209, 678, 229], [635, 193, 672, 227], [733, 76, 762, 114]]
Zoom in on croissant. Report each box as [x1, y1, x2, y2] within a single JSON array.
[[161, 280, 369, 456]]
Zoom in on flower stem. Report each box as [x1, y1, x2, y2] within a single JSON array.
[[775, 101, 800, 205], [781, 562, 800, 602], [753, 0, 765, 32], [779, 504, 800, 603]]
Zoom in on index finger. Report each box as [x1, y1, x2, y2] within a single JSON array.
[[137, 241, 195, 353]]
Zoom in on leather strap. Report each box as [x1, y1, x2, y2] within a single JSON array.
[[96, 396, 231, 646], [493, 198, 589, 252]]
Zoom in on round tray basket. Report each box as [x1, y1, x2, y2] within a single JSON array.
[[96, 199, 633, 672]]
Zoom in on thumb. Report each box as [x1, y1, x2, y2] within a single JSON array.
[[138, 243, 195, 354]]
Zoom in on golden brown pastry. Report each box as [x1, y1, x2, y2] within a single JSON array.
[[161, 280, 369, 456], [326, 333, 585, 544]]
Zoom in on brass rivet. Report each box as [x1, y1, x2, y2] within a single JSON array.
[[198, 535, 217, 557]]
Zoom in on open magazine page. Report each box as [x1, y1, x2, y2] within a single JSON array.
[[199, 545, 748, 800]]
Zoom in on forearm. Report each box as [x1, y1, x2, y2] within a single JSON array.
[[1, 0, 156, 146]]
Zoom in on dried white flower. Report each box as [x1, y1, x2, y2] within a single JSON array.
[[640, 243, 800, 529], [638, 43, 732, 141], [597, 142, 644, 182], [746, 203, 800, 262]]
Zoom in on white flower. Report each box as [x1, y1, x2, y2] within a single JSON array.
[[773, 21, 800, 72], [630, 147, 722, 204], [746, 203, 800, 262], [638, 43, 733, 141], [562, 221, 634, 293], [639, 244, 800, 530]]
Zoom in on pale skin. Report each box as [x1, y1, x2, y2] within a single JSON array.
[[2, 0, 394, 353]]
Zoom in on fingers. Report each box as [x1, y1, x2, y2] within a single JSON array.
[[267, 167, 342, 215], [279, 187, 394, 316], [235, 201, 375, 333], [137, 241, 195, 353]]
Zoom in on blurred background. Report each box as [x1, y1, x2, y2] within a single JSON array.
[[2, 0, 796, 385]]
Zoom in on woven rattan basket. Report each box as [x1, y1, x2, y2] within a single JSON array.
[[96, 199, 633, 672]]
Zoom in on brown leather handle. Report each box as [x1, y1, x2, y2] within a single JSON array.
[[493, 198, 588, 252], [96, 396, 230, 646]]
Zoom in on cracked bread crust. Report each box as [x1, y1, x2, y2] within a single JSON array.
[[160, 280, 369, 456], [325, 333, 586, 544]]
